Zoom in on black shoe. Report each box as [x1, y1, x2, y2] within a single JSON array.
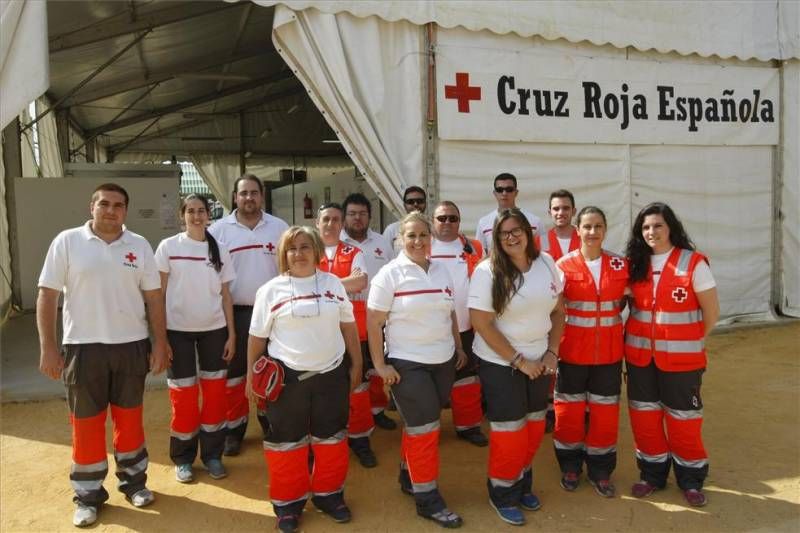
[[398, 469, 413, 496], [418, 508, 463, 529], [545, 410, 555, 434], [351, 445, 378, 468], [373, 412, 397, 430], [316, 502, 352, 523], [560, 472, 580, 492], [456, 429, 489, 447], [223, 436, 241, 456], [276, 514, 299, 533]]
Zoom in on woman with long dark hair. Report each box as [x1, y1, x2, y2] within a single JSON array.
[[154, 194, 236, 483], [469, 208, 565, 526], [553, 206, 627, 498], [624, 202, 719, 507]]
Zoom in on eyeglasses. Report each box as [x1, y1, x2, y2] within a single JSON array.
[[290, 274, 321, 318], [405, 198, 425, 206], [494, 186, 516, 194], [497, 227, 524, 240], [435, 215, 460, 223]]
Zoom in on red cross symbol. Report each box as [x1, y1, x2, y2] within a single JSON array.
[[265, 242, 275, 252], [342, 246, 353, 254], [672, 287, 688, 303], [459, 252, 467, 261], [324, 290, 335, 299], [550, 282, 557, 294], [610, 257, 625, 271], [125, 252, 137, 263], [445, 72, 482, 113], [375, 248, 383, 256], [444, 286, 452, 296]]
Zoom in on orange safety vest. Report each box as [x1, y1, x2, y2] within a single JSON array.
[[536, 228, 580, 262], [558, 250, 628, 365], [458, 235, 483, 278], [625, 248, 707, 371], [318, 242, 367, 340]]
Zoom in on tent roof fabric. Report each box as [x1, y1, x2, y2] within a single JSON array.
[[253, 0, 800, 62]]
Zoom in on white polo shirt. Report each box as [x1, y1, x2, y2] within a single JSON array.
[[468, 254, 562, 366], [368, 252, 455, 364], [475, 207, 542, 255], [382, 221, 401, 253], [38, 221, 161, 344], [208, 210, 289, 306], [154, 233, 236, 332], [430, 238, 472, 332], [249, 271, 354, 372], [340, 228, 394, 302]]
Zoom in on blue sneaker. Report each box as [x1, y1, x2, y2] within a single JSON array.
[[489, 500, 525, 526], [520, 492, 541, 511], [204, 459, 227, 480]]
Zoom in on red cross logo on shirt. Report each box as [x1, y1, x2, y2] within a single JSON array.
[[342, 246, 353, 254], [459, 252, 467, 261], [375, 248, 383, 256], [672, 287, 688, 303], [610, 257, 625, 271], [125, 252, 137, 263], [444, 286, 452, 296], [550, 282, 557, 295], [265, 242, 275, 252], [445, 72, 482, 113], [324, 290, 335, 299]]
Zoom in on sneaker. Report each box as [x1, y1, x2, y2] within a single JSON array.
[[223, 436, 241, 456], [631, 480, 659, 499], [489, 500, 525, 526], [590, 479, 616, 498], [205, 459, 227, 480], [373, 411, 397, 430], [351, 445, 378, 468], [520, 492, 541, 511], [456, 429, 489, 447], [175, 464, 194, 483], [683, 488, 707, 507], [276, 514, 300, 533], [72, 503, 97, 527], [560, 472, 580, 492], [316, 502, 352, 523], [129, 488, 154, 508], [419, 507, 463, 529]]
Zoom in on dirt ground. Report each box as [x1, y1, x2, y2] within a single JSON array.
[[1, 323, 798, 532]]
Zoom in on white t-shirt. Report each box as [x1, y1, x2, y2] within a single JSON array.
[[368, 252, 456, 364], [430, 238, 472, 332], [38, 221, 161, 344], [558, 237, 574, 257], [468, 254, 562, 366], [155, 233, 236, 331], [651, 248, 716, 296], [340, 228, 394, 301], [475, 207, 542, 255], [208, 210, 289, 306], [382, 221, 401, 253], [249, 271, 354, 372]]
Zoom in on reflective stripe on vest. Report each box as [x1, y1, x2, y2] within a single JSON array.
[[630, 308, 703, 325], [567, 315, 622, 328], [626, 334, 704, 354], [565, 300, 619, 312]]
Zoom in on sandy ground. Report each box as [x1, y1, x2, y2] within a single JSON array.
[[1, 323, 798, 532]]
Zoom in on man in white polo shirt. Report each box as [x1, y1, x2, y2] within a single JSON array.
[[340, 192, 397, 431], [208, 174, 289, 455], [475, 172, 542, 255], [37, 183, 170, 528]]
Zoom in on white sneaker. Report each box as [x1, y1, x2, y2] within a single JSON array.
[[129, 488, 154, 507], [175, 464, 194, 483], [73, 503, 97, 527]]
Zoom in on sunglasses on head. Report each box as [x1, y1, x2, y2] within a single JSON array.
[[405, 198, 425, 206], [494, 186, 516, 194], [435, 215, 459, 223]]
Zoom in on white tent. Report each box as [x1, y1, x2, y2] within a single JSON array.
[[257, 0, 800, 320], [1, 0, 798, 321]]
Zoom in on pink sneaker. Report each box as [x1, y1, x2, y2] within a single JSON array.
[[631, 480, 658, 498], [683, 488, 707, 507]]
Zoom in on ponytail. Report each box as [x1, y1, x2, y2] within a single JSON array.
[[205, 229, 222, 272]]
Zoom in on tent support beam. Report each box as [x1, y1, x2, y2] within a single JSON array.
[[2, 119, 23, 309], [86, 71, 293, 136], [423, 23, 439, 205]]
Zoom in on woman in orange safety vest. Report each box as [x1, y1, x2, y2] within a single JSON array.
[[553, 206, 628, 498], [624, 202, 720, 508]]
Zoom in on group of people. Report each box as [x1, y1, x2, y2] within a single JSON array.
[[37, 172, 719, 531]]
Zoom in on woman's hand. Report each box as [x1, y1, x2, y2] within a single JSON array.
[[222, 335, 236, 363], [541, 350, 558, 376], [515, 358, 545, 380], [376, 364, 401, 386], [454, 347, 468, 370]]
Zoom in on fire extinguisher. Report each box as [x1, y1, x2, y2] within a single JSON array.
[[303, 193, 313, 219]]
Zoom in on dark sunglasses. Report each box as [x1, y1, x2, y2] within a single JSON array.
[[435, 215, 460, 223], [405, 198, 426, 206], [494, 186, 516, 194]]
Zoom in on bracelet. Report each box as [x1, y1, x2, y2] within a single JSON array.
[[509, 352, 523, 368], [545, 349, 558, 359]]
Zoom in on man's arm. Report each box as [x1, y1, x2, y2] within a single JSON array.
[[143, 288, 170, 373], [37, 287, 63, 380]]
